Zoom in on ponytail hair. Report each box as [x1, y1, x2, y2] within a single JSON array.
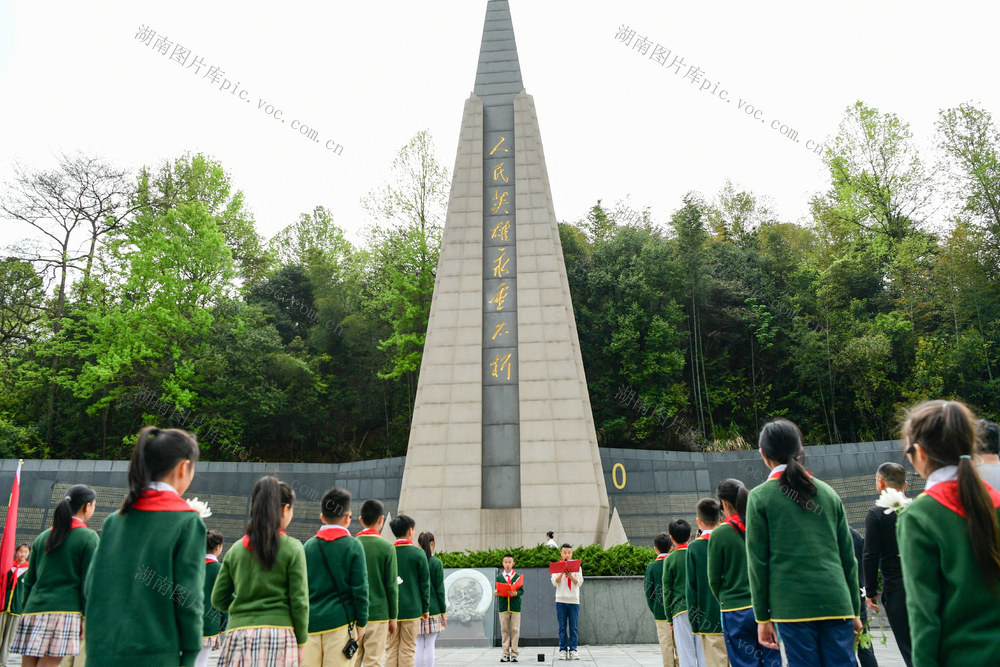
[[759, 419, 816, 511], [246, 476, 294, 569], [121, 426, 200, 514], [206, 530, 224, 553], [48, 485, 96, 554], [418, 531, 434, 560], [903, 400, 1000, 587], [716, 478, 748, 526]]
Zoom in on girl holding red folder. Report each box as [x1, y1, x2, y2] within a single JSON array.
[[551, 545, 582, 661]]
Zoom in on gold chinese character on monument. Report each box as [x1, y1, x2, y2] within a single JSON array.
[[491, 219, 511, 242], [492, 321, 509, 341], [491, 189, 510, 215], [493, 162, 509, 183], [490, 352, 513, 380], [490, 136, 509, 156], [489, 281, 510, 311], [492, 247, 511, 278]]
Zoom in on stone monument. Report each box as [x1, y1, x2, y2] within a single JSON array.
[[397, 0, 611, 551]]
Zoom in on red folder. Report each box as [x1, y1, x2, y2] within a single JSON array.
[[496, 582, 516, 597], [548, 559, 581, 574]]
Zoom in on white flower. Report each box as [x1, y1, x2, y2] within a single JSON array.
[[875, 488, 911, 515], [186, 497, 212, 518], [397, 576, 404, 585]]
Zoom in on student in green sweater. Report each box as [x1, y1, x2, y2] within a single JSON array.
[[662, 519, 702, 667], [416, 531, 446, 666], [303, 486, 369, 667], [213, 476, 309, 667], [497, 553, 525, 663], [709, 479, 779, 667], [12, 484, 98, 666], [644, 533, 677, 667], [898, 399, 1000, 666], [196, 530, 225, 667], [85, 426, 206, 667], [746, 419, 860, 667], [686, 498, 726, 667], [0, 543, 31, 664], [355, 498, 398, 667], [385, 514, 429, 667]]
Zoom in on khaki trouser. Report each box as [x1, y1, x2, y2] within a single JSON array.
[[357, 620, 390, 667], [304, 625, 359, 667], [384, 618, 419, 667], [654, 620, 679, 667], [0, 612, 19, 665], [499, 611, 521, 658], [700, 633, 727, 667]]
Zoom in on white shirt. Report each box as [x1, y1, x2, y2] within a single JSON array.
[[147, 481, 179, 494], [924, 465, 958, 493], [770, 463, 788, 475], [545, 539, 558, 547]]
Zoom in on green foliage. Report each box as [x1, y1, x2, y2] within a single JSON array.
[[436, 543, 656, 576]]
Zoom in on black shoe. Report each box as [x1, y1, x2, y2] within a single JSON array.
[[500, 657, 509, 663], [511, 658, 518, 663]]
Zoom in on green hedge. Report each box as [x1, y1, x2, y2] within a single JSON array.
[[436, 543, 655, 576]]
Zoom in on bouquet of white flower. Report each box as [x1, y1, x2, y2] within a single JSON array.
[[875, 488, 911, 515], [186, 497, 213, 518]]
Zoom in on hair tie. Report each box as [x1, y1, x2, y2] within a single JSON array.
[[960, 455, 972, 460], [64, 496, 71, 501]]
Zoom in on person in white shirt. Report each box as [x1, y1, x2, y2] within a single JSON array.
[[551, 544, 583, 660], [544, 532, 558, 548], [976, 420, 1000, 490]]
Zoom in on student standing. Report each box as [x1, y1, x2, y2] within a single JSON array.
[[212, 476, 309, 666], [12, 485, 98, 667], [551, 543, 582, 661], [644, 533, 677, 667], [196, 530, 225, 667], [849, 527, 877, 667], [746, 419, 860, 667], [709, 479, 779, 667], [415, 532, 446, 667], [662, 519, 703, 667], [545, 532, 558, 548], [385, 514, 429, 667], [686, 498, 726, 667], [85, 426, 206, 667], [497, 553, 525, 663], [862, 463, 912, 667], [355, 499, 398, 667], [898, 400, 1000, 664], [0, 543, 30, 663], [975, 419, 1000, 489], [304, 487, 369, 667]]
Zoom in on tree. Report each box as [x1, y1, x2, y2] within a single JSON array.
[[0, 257, 44, 349]]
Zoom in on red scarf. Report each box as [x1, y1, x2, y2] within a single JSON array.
[[70, 517, 88, 530], [205, 554, 219, 564], [699, 531, 712, 541], [768, 467, 814, 480], [241, 530, 287, 550], [356, 528, 381, 537], [316, 525, 351, 542], [723, 513, 746, 534], [673, 543, 689, 551], [132, 489, 197, 513], [925, 480, 1000, 518], [394, 539, 413, 547], [655, 553, 668, 560]]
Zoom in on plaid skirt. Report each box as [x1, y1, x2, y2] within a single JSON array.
[[11, 612, 81, 657], [218, 626, 298, 666], [203, 633, 222, 650], [419, 613, 445, 635]]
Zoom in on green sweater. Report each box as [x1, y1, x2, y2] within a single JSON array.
[[686, 534, 722, 634], [85, 506, 206, 667], [746, 476, 860, 623], [643, 556, 667, 621], [898, 491, 1000, 665], [212, 534, 310, 645], [661, 544, 689, 619], [496, 570, 525, 613], [304, 529, 370, 633], [358, 533, 398, 622], [428, 555, 446, 617], [21, 526, 99, 614], [203, 559, 225, 638], [394, 542, 430, 621], [706, 520, 752, 611]]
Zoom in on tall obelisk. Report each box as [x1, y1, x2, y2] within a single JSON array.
[[397, 0, 610, 550]]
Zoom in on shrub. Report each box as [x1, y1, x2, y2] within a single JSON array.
[[436, 543, 656, 576]]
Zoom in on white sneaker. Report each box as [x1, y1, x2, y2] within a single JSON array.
[[569, 650, 579, 660], [559, 650, 568, 660]]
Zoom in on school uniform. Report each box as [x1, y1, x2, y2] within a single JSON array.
[[897, 465, 1000, 666], [85, 483, 206, 667], [0, 559, 29, 663], [212, 531, 310, 666], [685, 530, 726, 667], [745, 465, 859, 667], [385, 538, 429, 667], [551, 562, 583, 655], [356, 527, 398, 667], [662, 543, 703, 667], [195, 553, 226, 667], [706, 515, 779, 667], [863, 500, 911, 667], [416, 553, 446, 665], [13, 518, 98, 658], [644, 553, 677, 667], [303, 524, 369, 667], [497, 568, 525, 661]]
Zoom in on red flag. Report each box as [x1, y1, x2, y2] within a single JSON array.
[[0, 460, 22, 606]]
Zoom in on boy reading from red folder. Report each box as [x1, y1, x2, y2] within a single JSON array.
[[496, 553, 524, 662]]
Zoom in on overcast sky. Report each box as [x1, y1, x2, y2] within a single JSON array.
[[2, 0, 998, 254]]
